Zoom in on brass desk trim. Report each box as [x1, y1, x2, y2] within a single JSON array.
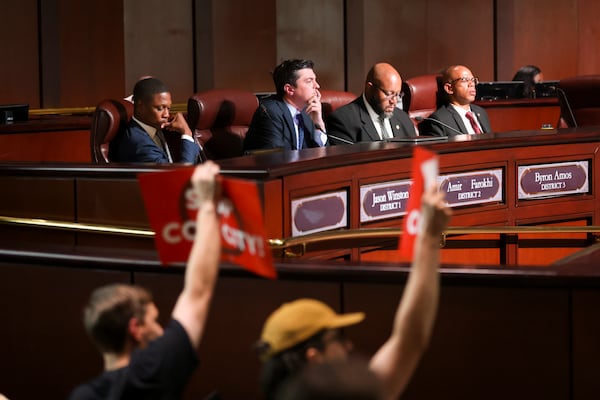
[[1, 215, 598, 253], [28, 103, 188, 116]]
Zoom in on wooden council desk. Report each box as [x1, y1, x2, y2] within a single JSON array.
[[0, 126, 598, 266]]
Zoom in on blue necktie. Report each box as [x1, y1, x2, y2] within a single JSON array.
[[295, 113, 305, 149]]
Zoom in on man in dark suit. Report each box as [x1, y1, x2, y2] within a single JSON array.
[[110, 77, 201, 163], [326, 63, 416, 144], [243, 59, 328, 153], [423, 65, 492, 137]]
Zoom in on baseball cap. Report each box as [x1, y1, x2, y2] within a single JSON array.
[[259, 298, 365, 359]]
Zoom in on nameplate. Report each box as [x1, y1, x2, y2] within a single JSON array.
[[360, 180, 411, 222], [440, 169, 503, 207], [291, 191, 347, 236], [518, 160, 589, 199]]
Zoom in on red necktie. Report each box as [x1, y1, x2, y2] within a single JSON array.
[[466, 111, 482, 134]]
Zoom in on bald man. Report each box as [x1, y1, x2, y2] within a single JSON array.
[[424, 65, 492, 137], [326, 63, 416, 144]]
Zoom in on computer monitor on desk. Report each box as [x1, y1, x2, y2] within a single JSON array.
[[0, 104, 29, 124], [534, 80, 559, 98], [476, 81, 524, 101]]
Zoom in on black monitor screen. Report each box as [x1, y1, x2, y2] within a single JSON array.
[[534, 80, 559, 98], [0, 103, 29, 124], [476, 81, 524, 101]]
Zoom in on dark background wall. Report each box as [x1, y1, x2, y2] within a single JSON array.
[[2, 0, 598, 108]]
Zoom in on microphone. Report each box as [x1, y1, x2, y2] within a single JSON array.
[[552, 86, 577, 128], [414, 116, 464, 136], [325, 132, 354, 145]]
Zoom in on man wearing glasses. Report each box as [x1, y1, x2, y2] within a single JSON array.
[[326, 62, 416, 144], [424, 65, 492, 137]]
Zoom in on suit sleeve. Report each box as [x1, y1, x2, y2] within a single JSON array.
[[325, 108, 356, 144], [179, 139, 201, 164], [244, 103, 290, 152]]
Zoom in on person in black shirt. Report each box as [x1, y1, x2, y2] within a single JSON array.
[[69, 161, 221, 399]]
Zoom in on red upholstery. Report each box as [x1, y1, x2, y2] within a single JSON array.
[[320, 90, 357, 119], [557, 75, 600, 128], [187, 89, 258, 159], [403, 74, 443, 124], [90, 99, 133, 163]]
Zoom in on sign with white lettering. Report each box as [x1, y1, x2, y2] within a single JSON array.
[[291, 191, 347, 236], [360, 180, 412, 222], [138, 167, 276, 279], [439, 169, 503, 207], [518, 160, 589, 199]]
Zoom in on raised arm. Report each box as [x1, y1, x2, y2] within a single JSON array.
[[369, 183, 451, 399], [172, 161, 221, 349]]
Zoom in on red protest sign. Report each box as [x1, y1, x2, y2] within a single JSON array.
[[138, 167, 276, 279], [399, 147, 439, 260]]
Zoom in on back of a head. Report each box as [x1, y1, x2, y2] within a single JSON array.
[[257, 299, 365, 400], [512, 65, 542, 82], [272, 59, 314, 97], [83, 284, 152, 354], [512, 65, 542, 97], [276, 358, 383, 400], [132, 77, 169, 105]]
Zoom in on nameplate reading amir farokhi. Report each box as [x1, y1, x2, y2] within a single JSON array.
[[439, 169, 503, 207], [518, 160, 589, 199]]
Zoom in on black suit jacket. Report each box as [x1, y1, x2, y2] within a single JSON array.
[[243, 95, 321, 153], [423, 104, 492, 137], [325, 96, 416, 144], [110, 120, 200, 163]]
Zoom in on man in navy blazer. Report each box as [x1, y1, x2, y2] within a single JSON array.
[[326, 63, 416, 144], [110, 78, 201, 163], [243, 59, 328, 153], [422, 65, 492, 137]]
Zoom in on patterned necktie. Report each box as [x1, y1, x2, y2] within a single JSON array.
[[379, 115, 392, 139], [466, 111, 482, 134], [295, 113, 305, 149], [155, 130, 173, 162]]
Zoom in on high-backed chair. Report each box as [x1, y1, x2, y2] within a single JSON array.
[[187, 89, 259, 159], [320, 90, 357, 120], [557, 75, 600, 128], [90, 99, 133, 163], [403, 74, 443, 124]]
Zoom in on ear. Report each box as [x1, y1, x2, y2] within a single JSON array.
[[444, 82, 454, 95], [283, 83, 295, 96], [128, 317, 143, 342], [304, 346, 324, 364]]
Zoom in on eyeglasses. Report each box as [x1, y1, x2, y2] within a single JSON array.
[[371, 82, 404, 101], [449, 76, 479, 85]]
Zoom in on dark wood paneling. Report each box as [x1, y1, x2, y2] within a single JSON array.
[[496, 0, 579, 81], [6, 0, 600, 109], [1, 248, 600, 399], [123, 0, 192, 102], [41, 0, 125, 107], [346, 282, 571, 400], [0, 130, 90, 162], [0, 262, 130, 400], [135, 271, 342, 399], [572, 289, 600, 399], [0, 0, 40, 107]]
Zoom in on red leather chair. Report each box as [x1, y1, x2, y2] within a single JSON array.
[[403, 74, 443, 126], [187, 89, 259, 159], [90, 99, 133, 163], [557, 75, 600, 128], [320, 90, 357, 119]]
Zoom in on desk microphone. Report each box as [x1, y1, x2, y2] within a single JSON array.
[[414, 116, 465, 136], [552, 86, 577, 128], [325, 133, 354, 145]]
